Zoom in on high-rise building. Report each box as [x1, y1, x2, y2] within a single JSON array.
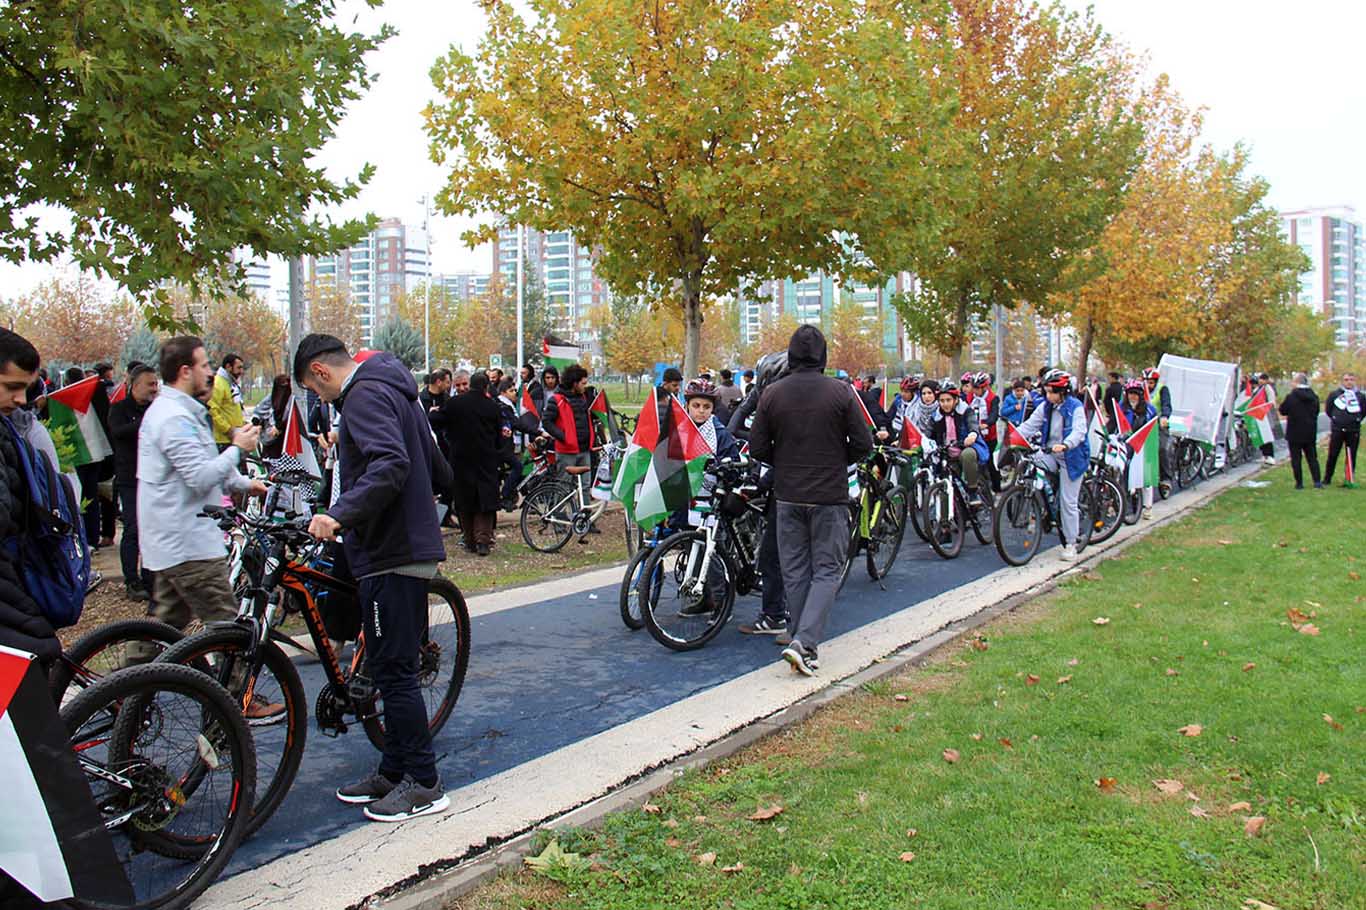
[[738, 272, 906, 361], [435, 271, 491, 304], [491, 224, 610, 345], [306, 217, 430, 343], [1281, 206, 1363, 349]]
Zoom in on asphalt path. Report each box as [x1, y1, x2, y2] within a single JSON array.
[[224, 516, 1014, 875]]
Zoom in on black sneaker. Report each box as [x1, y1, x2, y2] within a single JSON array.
[[124, 581, 149, 602], [336, 771, 400, 805], [363, 776, 450, 822], [739, 614, 787, 635], [782, 643, 819, 676]]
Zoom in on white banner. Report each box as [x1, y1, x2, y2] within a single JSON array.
[[1155, 355, 1239, 446]]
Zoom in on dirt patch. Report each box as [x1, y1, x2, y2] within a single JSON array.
[[447, 869, 567, 910]]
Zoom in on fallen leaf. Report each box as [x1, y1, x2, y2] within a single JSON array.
[[692, 815, 707, 823], [1178, 723, 1203, 737], [1286, 607, 1310, 624], [899, 851, 916, 862], [999, 737, 1013, 748], [665, 837, 682, 848], [968, 636, 989, 651], [1186, 791, 1201, 801], [1242, 662, 1256, 672], [1092, 617, 1110, 625], [1166, 668, 1180, 677], [1067, 658, 1080, 666], [1217, 539, 1234, 545], [970, 733, 983, 741], [942, 748, 960, 764], [1243, 900, 1280, 910], [1305, 600, 1322, 608], [1316, 772, 1331, 785], [695, 852, 716, 866], [1025, 674, 1040, 686], [1189, 806, 1210, 818], [641, 802, 662, 815], [748, 804, 784, 824], [1096, 777, 1117, 791], [1191, 577, 1200, 583], [720, 862, 744, 874], [1144, 902, 1171, 910], [663, 818, 679, 829], [894, 694, 909, 702], [1244, 816, 1266, 837], [906, 828, 919, 838], [1082, 571, 1103, 581], [1229, 801, 1252, 812], [1323, 713, 1343, 731], [1056, 675, 1072, 684], [1298, 623, 1320, 636], [1153, 779, 1184, 795], [1349, 571, 1361, 581]]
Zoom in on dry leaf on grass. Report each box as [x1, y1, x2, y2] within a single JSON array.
[[1243, 900, 1279, 910], [1177, 723, 1203, 737], [1217, 539, 1234, 546], [665, 837, 682, 848], [906, 828, 919, 838], [692, 815, 707, 823], [1242, 662, 1256, 672], [1082, 571, 1103, 581], [1322, 714, 1343, 731], [1316, 772, 1331, 785], [1153, 779, 1184, 795], [1189, 806, 1211, 818], [748, 804, 784, 822], [968, 636, 989, 651], [1067, 657, 1080, 666], [1092, 617, 1111, 626], [663, 818, 679, 829], [894, 694, 909, 702], [942, 748, 961, 764], [720, 863, 745, 874], [1095, 777, 1117, 791], [641, 802, 662, 815], [969, 732, 983, 741], [1286, 607, 1310, 624], [1025, 674, 1040, 686], [999, 738, 1013, 749], [1244, 816, 1266, 837], [1057, 675, 1072, 684], [1348, 571, 1360, 581], [695, 852, 716, 867], [1297, 623, 1320, 636], [899, 851, 916, 862], [1228, 801, 1252, 812], [1165, 668, 1180, 677]]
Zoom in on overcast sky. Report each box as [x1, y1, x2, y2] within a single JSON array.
[[3, 0, 1361, 298]]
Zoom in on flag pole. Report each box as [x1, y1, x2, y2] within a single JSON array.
[[516, 224, 525, 382]]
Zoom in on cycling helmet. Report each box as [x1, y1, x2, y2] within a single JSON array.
[[1041, 368, 1072, 392], [938, 381, 961, 398], [1142, 367, 1160, 382], [754, 351, 789, 391], [900, 375, 920, 393], [1124, 379, 1145, 396], [960, 371, 974, 385], [972, 370, 991, 388], [683, 378, 718, 401]]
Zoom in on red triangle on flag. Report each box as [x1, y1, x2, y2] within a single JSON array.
[[631, 393, 659, 447], [47, 375, 100, 413], [589, 389, 609, 415], [1005, 423, 1031, 450], [668, 397, 712, 459], [853, 389, 875, 429], [109, 383, 127, 404], [899, 419, 922, 451], [1244, 385, 1272, 421], [879, 382, 888, 414], [1127, 415, 1159, 453], [282, 401, 321, 477], [1112, 398, 1131, 435], [521, 385, 539, 419]]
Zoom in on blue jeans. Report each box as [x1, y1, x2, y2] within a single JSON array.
[[361, 572, 438, 785]]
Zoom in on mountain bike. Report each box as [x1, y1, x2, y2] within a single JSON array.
[[60, 662, 256, 909], [850, 446, 911, 582], [520, 442, 622, 552], [1084, 445, 1127, 545], [1173, 435, 1205, 490], [992, 447, 1094, 566], [921, 440, 993, 560], [619, 522, 675, 631], [636, 460, 766, 651], [1227, 418, 1253, 467], [49, 618, 185, 705], [154, 505, 470, 835]]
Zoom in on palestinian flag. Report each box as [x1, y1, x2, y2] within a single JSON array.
[[542, 337, 579, 371], [899, 417, 923, 452], [1126, 415, 1161, 490], [1345, 447, 1356, 487], [879, 382, 888, 415], [520, 384, 539, 419], [588, 389, 615, 441], [0, 645, 133, 905], [108, 382, 127, 405], [1168, 410, 1192, 436], [280, 401, 321, 480], [46, 376, 112, 467], [1005, 423, 1032, 450], [1112, 398, 1132, 435], [854, 389, 876, 432], [610, 398, 659, 521], [634, 398, 712, 527], [1238, 385, 1275, 448]]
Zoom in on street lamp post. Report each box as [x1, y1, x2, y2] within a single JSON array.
[[516, 224, 525, 381], [421, 194, 432, 373]]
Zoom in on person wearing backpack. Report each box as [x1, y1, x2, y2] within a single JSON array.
[[0, 329, 63, 664]]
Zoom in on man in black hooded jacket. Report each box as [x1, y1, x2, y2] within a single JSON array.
[[749, 326, 872, 676]]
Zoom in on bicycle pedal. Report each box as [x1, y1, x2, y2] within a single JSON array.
[[347, 676, 376, 704]]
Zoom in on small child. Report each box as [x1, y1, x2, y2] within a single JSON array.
[[683, 379, 740, 460]]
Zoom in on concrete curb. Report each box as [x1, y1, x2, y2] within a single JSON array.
[[367, 461, 1269, 910]]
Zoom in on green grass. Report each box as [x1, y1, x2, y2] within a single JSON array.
[[442, 508, 631, 594], [455, 465, 1364, 910]]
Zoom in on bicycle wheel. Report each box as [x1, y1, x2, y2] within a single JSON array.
[[993, 486, 1043, 566], [619, 545, 652, 630], [837, 499, 861, 590], [1176, 442, 1202, 489], [639, 531, 735, 651], [362, 574, 472, 750], [520, 483, 575, 552], [907, 472, 930, 542], [865, 489, 908, 580], [60, 663, 255, 910], [50, 618, 185, 706], [924, 482, 964, 560], [1123, 488, 1142, 525], [623, 508, 643, 557], [968, 481, 993, 546], [1087, 475, 1125, 544], [154, 625, 307, 837], [1074, 482, 1094, 554]]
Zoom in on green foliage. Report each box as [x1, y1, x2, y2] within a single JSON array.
[[523, 838, 592, 885], [370, 317, 424, 369], [0, 1, 389, 309], [44, 422, 78, 474]]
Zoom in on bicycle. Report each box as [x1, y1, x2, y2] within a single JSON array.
[[636, 460, 766, 651], [850, 446, 911, 582], [1173, 435, 1205, 490], [49, 618, 186, 705], [992, 447, 1095, 566], [520, 441, 623, 552], [154, 505, 470, 835], [921, 440, 994, 560], [60, 662, 256, 910], [1084, 443, 1127, 545], [618, 521, 675, 631]]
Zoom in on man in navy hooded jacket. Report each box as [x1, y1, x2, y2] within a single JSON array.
[[295, 334, 451, 823]]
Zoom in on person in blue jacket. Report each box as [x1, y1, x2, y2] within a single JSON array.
[[927, 382, 990, 505], [1000, 378, 1032, 426], [1120, 379, 1157, 519], [1015, 369, 1090, 560]]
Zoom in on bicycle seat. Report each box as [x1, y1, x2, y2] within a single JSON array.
[[564, 465, 592, 475]]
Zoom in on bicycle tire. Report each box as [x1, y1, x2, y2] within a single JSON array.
[[907, 472, 930, 542], [638, 530, 735, 651], [520, 483, 575, 552], [1074, 482, 1094, 554], [61, 663, 256, 910], [1123, 488, 1143, 525], [837, 499, 861, 590], [362, 574, 472, 751], [993, 485, 1043, 566], [154, 625, 307, 837], [924, 482, 964, 560], [968, 482, 993, 546], [865, 489, 908, 580], [50, 618, 185, 705], [619, 546, 652, 630], [1087, 475, 1125, 544], [623, 508, 643, 558], [1176, 441, 1202, 489]]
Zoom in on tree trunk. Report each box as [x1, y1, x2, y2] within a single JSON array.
[[1076, 315, 1095, 386], [682, 277, 703, 378], [948, 294, 969, 378]]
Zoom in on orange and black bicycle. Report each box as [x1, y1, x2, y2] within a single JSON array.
[[153, 499, 470, 836]]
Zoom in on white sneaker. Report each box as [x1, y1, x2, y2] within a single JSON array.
[[1262, 456, 1275, 466], [1059, 544, 1079, 562], [1141, 507, 1153, 520]]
